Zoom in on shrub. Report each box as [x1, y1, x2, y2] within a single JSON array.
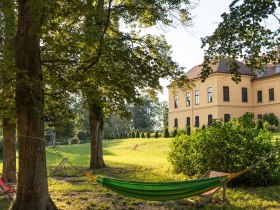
[[201, 125, 206, 130], [141, 132, 145, 138], [71, 137, 79, 144], [131, 131, 135, 138], [257, 119, 264, 130], [147, 132, 150, 138], [186, 126, 191, 136], [172, 129, 178, 137], [128, 132, 131, 138], [77, 130, 89, 141], [136, 131, 140, 138], [168, 113, 280, 186], [262, 113, 279, 126], [164, 128, 170, 138], [155, 131, 159, 138]]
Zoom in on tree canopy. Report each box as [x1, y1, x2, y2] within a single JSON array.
[[201, 0, 280, 82]]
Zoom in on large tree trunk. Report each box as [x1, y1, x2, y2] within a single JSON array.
[[1, 0, 17, 183], [88, 102, 105, 169], [2, 118, 16, 182], [12, 0, 56, 209]]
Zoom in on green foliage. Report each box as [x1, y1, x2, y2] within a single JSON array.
[[186, 126, 191, 136], [141, 132, 145, 138], [155, 131, 159, 138], [262, 113, 279, 127], [131, 131, 135, 138], [257, 120, 264, 130], [201, 125, 206, 130], [136, 131, 140, 138], [71, 137, 79, 144], [164, 128, 170, 138], [169, 113, 280, 186], [201, 0, 280, 80], [76, 130, 89, 141], [172, 129, 178, 137], [147, 132, 150, 138]]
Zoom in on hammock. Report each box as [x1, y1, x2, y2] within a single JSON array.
[[50, 146, 277, 201], [95, 175, 228, 201]]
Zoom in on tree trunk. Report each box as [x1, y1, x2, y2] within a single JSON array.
[[12, 0, 56, 209], [2, 118, 16, 182], [1, 0, 17, 183], [52, 130, 57, 147], [88, 102, 105, 169]]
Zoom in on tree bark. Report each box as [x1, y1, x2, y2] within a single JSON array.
[[88, 102, 105, 169], [1, 0, 17, 183], [12, 0, 56, 209], [2, 118, 16, 182]]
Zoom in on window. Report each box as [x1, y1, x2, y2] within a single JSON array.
[[269, 88, 274, 101], [194, 116, 199, 127], [257, 114, 262, 119], [223, 86, 229, 101], [174, 118, 178, 128], [174, 95, 178, 108], [208, 87, 213, 103], [208, 114, 213, 126], [257, 90, 262, 103], [186, 117, 190, 126], [242, 87, 248, 102], [186, 92, 191, 106], [224, 114, 231, 123], [195, 90, 200, 105]]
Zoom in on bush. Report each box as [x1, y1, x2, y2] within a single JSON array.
[[128, 132, 131, 138], [168, 113, 280, 186], [131, 131, 135, 138], [172, 129, 178, 137], [186, 126, 191, 136], [71, 137, 79, 144], [262, 113, 279, 126], [76, 130, 89, 141], [147, 132, 150, 138], [164, 128, 170, 138], [141, 132, 145, 138], [201, 125, 206, 130], [136, 131, 140, 138], [155, 131, 159, 138]]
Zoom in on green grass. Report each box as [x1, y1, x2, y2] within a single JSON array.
[[1, 138, 280, 209]]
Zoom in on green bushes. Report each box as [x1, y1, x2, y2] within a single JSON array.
[[71, 137, 79, 144], [172, 129, 178, 137], [262, 113, 279, 127], [168, 113, 280, 186], [164, 128, 170, 138], [147, 132, 150, 138], [155, 131, 159, 138], [141, 132, 145, 138]]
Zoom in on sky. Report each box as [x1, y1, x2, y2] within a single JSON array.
[[157, 0, 234, 101]]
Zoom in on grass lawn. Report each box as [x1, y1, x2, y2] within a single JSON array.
[[1, 138, 280, 209]]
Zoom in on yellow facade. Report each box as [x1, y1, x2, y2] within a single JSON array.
[[168, 73, 280, 130]]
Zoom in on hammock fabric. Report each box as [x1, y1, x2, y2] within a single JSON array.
[[96, 175, 228, 201]]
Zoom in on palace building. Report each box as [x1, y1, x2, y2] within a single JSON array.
[[168, 58, 280, 130]]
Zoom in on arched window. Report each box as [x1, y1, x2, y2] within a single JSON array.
[[224, 114, 231, 123], [194, 116, 199, 127], [208, 114, 213, 126], [174, 118, 178, 128], [186, 117, 190, 126]]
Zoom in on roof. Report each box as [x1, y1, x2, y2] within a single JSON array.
[[185, 58, 255, 80], [253, 64, 280, 80]]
